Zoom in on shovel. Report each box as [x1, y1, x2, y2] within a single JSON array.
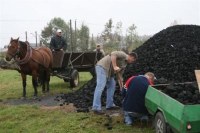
[[152, 82, 195, 87], [116, 72, 123, 91], [195, 70, 200, 93]]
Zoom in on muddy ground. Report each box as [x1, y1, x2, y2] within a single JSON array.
[[2, 95, 62, 106], [1, 94, 75, 112], [1, 94, 123, 117]]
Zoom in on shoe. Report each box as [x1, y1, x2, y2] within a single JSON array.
[[93, 110, 105, 115], [106, 106, 120, 110], [125, 122, 133, 126], [140, 115, 149, 124], [140, 115, 149, 121], [124, 120, 133, 126]]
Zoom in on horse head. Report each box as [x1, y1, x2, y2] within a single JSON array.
[[5, 37, 20, 61]]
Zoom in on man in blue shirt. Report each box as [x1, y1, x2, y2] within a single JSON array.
[[122, 72, 155, 125]]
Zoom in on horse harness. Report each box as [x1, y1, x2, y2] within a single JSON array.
[[12, 41, 47, 67], [14, 41, 33, 65]]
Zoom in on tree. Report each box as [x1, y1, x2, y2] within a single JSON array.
[[170, 20, 179, 26], [77, 23, 90, 51], [90, 34, 96, 50], [100, 19, 116, 53], [114, 21, 123, 49], [125, 24, 150, 51], [127, 24, 137, 43], [41, 17, 69, 47], [125, 24, 138, 49], [101, 18, 113, 42]]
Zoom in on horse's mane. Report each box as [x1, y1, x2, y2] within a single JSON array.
[[19, 41, 27, 46], [19, 41, 32, 50]]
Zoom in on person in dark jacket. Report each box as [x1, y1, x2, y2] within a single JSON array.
[[50, 29, 67, 68], [122, 72, 155, 125], [50, 29, 67, 51], [93, 44, 105, 57]]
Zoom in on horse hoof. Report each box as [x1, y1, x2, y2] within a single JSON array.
[[38, 98, 41, 101], [21, 97, 26, 100], [33, 96, 38, 100]]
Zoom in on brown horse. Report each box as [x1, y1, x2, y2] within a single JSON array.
[[5, 37, 53, 98]]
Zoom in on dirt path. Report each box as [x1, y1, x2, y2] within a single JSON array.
[[2, 94, 63, 106], [2, 94, 123, 115], [1, 94, 78, 112]]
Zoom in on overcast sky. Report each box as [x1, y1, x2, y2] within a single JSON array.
[[0, 0, 200, 48]]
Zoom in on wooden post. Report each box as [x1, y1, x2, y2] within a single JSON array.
[[25, 31, 27, 41], [70, 19, 73, 51], [91, 33, 94, 49], [75, 20, 77, 50], [35, 31, 37, 47]]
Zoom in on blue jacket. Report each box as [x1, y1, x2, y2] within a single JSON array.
[[123, 76, 151, 114]]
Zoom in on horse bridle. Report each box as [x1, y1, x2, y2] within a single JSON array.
[[7, 41, 21, 58], [8, 41, 32, 65]]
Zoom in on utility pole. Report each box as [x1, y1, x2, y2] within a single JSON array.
[[75, 20, 77, 50], [35, 31, 37, 47], [70, 19, 73, 51], [91, 33, 94, 49], [25, 31, 27, 41]]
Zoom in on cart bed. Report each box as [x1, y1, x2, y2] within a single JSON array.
[[145, 86, 200, 133]]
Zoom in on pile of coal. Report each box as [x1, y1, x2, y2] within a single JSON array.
[[56, 25, 200, 109], [124, 25, 200, 82], [161, 84, 200, 105], [55, 78, 122, 111]]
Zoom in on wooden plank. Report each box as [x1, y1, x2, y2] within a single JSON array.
[[195, 70, 200, 92]]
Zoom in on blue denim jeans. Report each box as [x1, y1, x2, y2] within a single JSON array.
[[92, 65, 116, 111], [124, 111, 134, 125], [124, 111, 148, 125]]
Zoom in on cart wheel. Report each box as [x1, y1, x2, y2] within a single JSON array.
[[155, 112, 167, 133], [70, 69, 79, 87]]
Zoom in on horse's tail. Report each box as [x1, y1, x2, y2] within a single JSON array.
[[37, 66, 46, 86]]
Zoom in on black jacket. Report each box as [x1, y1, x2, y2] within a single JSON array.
[[123, 76, 150, 114], [50, 35, 67, 51]]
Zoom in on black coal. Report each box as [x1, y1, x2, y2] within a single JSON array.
[[124, 25, 200, 82], [55, 78, 122, 111], [160, 84, 200, 105], [123, 25, 200, 105], [56, 25, 200, 109]]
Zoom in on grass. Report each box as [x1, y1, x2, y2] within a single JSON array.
[[0, 69, 154, 133], [0, 69, 91, 99], [0, 104, 154, 133]]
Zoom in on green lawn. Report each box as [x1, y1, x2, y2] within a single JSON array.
[[0, 70, 91, 99], [0, 69, 154, 133]]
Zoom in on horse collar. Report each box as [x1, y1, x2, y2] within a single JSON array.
[[15, 42, 33, 65]]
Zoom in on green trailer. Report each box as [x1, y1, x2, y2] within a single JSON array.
[[145, 86, 200, 133]]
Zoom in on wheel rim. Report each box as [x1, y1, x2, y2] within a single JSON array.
[[156, 118, 164, 133]]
